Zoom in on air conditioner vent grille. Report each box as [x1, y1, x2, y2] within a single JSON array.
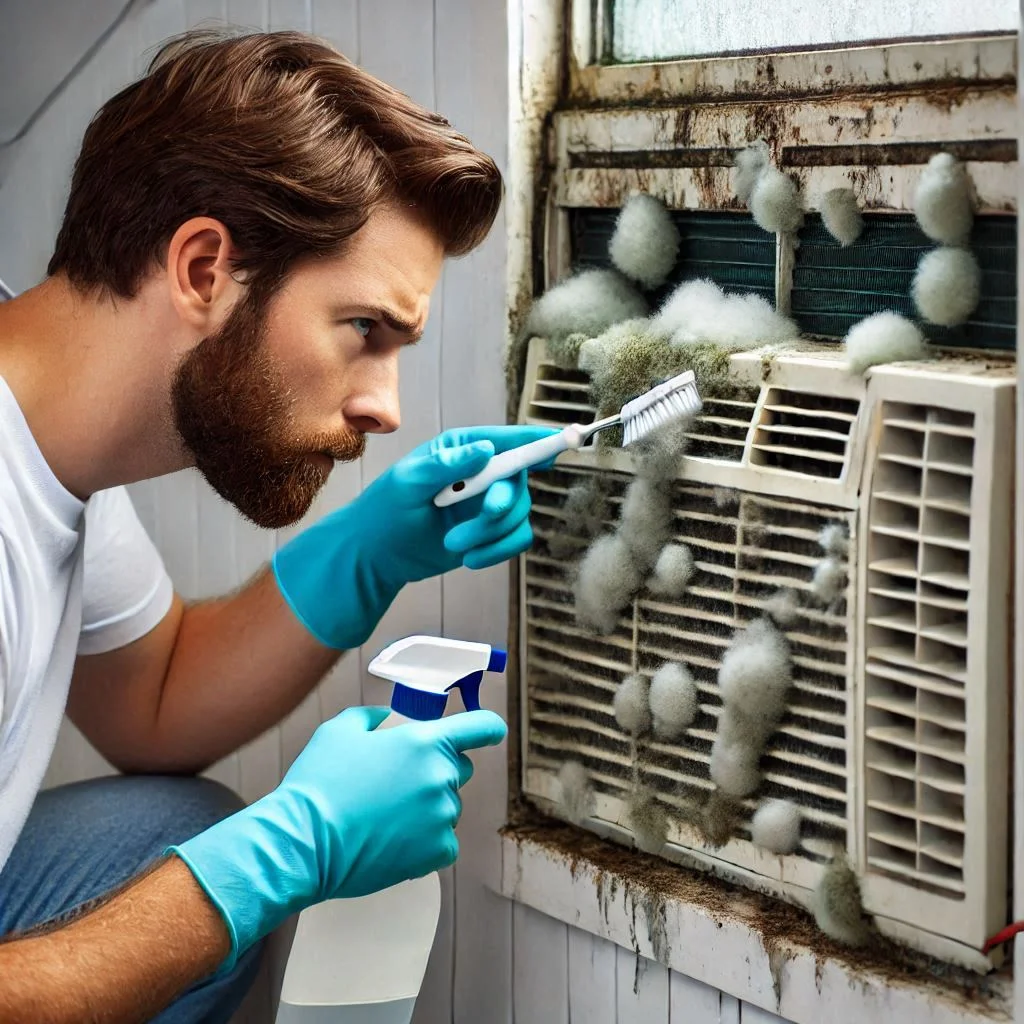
[[524, 466, 853, 856], [524, 359, 759, 463], [863, 402, 973, 899], [751, 389, 860, 479], [526, 363, 596, 425]]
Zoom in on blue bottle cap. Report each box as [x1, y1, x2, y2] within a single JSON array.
[[487, 648, 507, 673], [390, 683, 449, 721]]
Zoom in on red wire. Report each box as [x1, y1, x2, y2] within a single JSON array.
[[983, 921, 1024, 954]]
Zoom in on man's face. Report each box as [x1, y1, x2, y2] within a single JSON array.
[[172, 205, 444, 528]]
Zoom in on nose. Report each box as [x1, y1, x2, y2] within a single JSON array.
[[344, 357, 401, 434]]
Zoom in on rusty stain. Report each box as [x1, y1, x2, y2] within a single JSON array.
[[690, 165, 736, 209], [566, 63, 1015, 111], [672, 107, 694, 147], [783, 138, 1018, 167], [569, 148, 734, 170]]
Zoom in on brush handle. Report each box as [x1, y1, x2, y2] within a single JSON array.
[[433, 427, 579, 507]]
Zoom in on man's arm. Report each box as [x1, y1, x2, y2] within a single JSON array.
[[0, 858, 229, 1024], [69, 425, 551, 774], [68, 567, 339, 774]]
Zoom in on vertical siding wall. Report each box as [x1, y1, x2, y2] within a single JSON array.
[[0, 3, 788, 1022]]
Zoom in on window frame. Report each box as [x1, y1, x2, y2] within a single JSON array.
[[503, 1, 1019, 1014]]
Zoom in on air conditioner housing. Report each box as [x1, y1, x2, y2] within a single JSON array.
[[516, 336, 1015, 971]]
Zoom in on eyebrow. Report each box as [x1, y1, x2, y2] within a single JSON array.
[[371, 306, 424, 344]]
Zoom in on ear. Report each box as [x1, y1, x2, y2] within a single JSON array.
[[165, 217, 242, 332]]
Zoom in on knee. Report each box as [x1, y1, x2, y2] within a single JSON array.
[[59, 774, 247, 849], [159, 775, 246, 839]]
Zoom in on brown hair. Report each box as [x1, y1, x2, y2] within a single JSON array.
[[48, 29, 502, 298]]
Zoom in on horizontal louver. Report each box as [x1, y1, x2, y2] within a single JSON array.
[[792, 213, 1017, 350], [526, 363, 596, 425], [524, 467, 851, 856], [751, 389, 860, 480]]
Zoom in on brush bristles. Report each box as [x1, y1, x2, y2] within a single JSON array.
[[622, 379, 702, 447]]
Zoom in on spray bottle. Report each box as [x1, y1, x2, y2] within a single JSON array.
[[275, 635, 507, 1024]]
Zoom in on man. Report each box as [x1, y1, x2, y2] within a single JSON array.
[[0, 28, 552, 1022]]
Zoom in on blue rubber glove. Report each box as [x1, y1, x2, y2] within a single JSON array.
[[272, 425, 558, 650], [170, 705, 507, 971]]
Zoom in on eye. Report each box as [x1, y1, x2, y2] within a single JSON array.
[[351, 317, 375, 338]]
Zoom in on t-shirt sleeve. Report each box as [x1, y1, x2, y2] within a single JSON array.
[[77, 487, 175, 656]]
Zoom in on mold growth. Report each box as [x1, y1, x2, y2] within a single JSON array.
[[913, 152, 974, 247], [809, 556, 847, 606], [750, 167, 805, 234], [648, 543, 696, 598], [713, 487, 739, 509], [525, 268, 649, 345], [615, 673, 652, 737], [573, 418, 694, 633], [609, 193, 681, 291], [619, 477, 674, 571], [818, 524, 849, 558], [912, 247, 982, 327], [651, 278, 799, 350], [503, 818, 1009, 1013], [584, 321, 736, 427], [544, 331, 590, 370], [578, 316, 651, 379], [844, 311, 927, 374], [820, 187, 864, 246], [764, 587, 801, 627], [709, 739, 763, 798], [574, 533, 643, 634], [710, 617, 794, 798], [558, 760, 596, 825], [733, 139, 771, 204], [695, 790, 745, 848], [751, 799, 802, 854], [648, 661, 698, 740], [814, 853, 873, 948], [627, 787, 670, 855], [549, 475, 610, 558], [505, 268, 648, 413]]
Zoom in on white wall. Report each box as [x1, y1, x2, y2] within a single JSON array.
[[0, 3, 790, 1022]]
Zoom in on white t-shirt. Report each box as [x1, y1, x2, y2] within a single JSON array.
[[0, 376, 174, 870]]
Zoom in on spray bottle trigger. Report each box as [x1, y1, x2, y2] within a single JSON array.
[[450, 670, 484, 712]]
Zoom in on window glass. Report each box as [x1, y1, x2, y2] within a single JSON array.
[[611, 0, 1018, 63]]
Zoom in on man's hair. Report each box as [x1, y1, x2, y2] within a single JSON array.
[[48, 29, 503, 297]]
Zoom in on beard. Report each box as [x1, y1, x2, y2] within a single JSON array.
[[171, 286, 365, 529]]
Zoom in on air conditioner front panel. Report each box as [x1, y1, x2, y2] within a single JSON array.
[[515, 336, 1015, 964]]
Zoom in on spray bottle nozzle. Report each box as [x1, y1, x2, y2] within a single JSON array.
[[367, 635, 508, 722]]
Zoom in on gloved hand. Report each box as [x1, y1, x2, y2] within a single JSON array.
[[170, 705, 507, 971], [272, 425, 558, 650]]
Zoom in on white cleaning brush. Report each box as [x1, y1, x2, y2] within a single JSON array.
[[433, 370, 702, 507]]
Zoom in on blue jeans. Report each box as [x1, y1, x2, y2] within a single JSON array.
[[0, 774, 263, 1022]]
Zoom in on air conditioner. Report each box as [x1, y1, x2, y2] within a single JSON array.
[[515, 335, 1014, 970]]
